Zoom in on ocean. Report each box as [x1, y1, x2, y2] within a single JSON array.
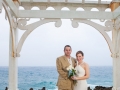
[[0, 66, 113, 90]]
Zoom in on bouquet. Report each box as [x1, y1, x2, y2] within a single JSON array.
[[66, 65, 77, 85]]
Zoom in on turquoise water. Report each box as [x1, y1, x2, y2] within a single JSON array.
[[0, 66, 113, 90]]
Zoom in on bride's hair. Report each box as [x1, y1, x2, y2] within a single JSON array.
[[76, 51, 84, 56]]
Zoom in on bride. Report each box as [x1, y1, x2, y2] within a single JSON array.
[[71, 51, 90, 90]]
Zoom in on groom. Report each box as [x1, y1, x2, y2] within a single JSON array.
[[56, 45, 76, 90]]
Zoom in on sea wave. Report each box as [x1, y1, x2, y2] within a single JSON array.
[[0, 66, 113, 90], [88, 84, 97, 89]]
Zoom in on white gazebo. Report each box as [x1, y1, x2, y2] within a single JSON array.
[[0, 0, 120, 90]]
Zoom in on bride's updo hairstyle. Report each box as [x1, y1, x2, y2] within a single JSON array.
[[76, 51, 84, 56]]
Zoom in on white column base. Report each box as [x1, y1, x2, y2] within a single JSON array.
[[113, 56, 120, 90], [8, 56, 18, 90], [112, 87, 120, 90]]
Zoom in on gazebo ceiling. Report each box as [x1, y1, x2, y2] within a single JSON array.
[[19, 0, 111, 8]]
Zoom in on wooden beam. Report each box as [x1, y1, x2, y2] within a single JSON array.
[[19, 0, 111, 4], [20, 2, 109, 9], [17, 10, 114, 19]]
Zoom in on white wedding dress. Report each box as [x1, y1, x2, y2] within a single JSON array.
[[74, 62, 88, 90]]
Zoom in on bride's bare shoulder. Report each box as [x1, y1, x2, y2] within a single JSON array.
[[84, 62, 89, 67]]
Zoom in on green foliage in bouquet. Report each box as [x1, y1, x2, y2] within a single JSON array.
[[68, 69, 77, 85]]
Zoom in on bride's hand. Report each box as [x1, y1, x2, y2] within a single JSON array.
[[71, 76, 77, 80]]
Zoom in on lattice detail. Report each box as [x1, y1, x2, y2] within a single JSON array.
[[71, 19, 113, 31], [20, 5, 109, 12], [17, 18, 62, 30]]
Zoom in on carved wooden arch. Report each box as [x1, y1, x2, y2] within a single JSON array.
[[71, 19, 113, 53], [16, 18, 113, 57], [16, 18, 62, 56]]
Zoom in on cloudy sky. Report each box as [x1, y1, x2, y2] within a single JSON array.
[[0, 6, 113, 66]]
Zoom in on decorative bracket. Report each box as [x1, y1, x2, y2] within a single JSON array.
[[71, 19, 114, 31], [71, 19, 114, 54], [16, 18, 62, 57]]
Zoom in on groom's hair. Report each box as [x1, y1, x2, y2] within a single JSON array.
[[64, 45, 72, 51]]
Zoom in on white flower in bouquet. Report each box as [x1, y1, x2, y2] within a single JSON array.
[[66, 65, 74, 71], [66, 65, 77, 85]]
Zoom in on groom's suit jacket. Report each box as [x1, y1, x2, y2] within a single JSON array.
[[56, 55, 76, 90]]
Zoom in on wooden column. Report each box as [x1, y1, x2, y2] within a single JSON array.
[[110, 2, 120, 90], [9, 27, 18, 90], [8, 1, 19, 90]]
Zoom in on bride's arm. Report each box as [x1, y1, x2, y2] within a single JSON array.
[[76, 63, 90, 80]]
